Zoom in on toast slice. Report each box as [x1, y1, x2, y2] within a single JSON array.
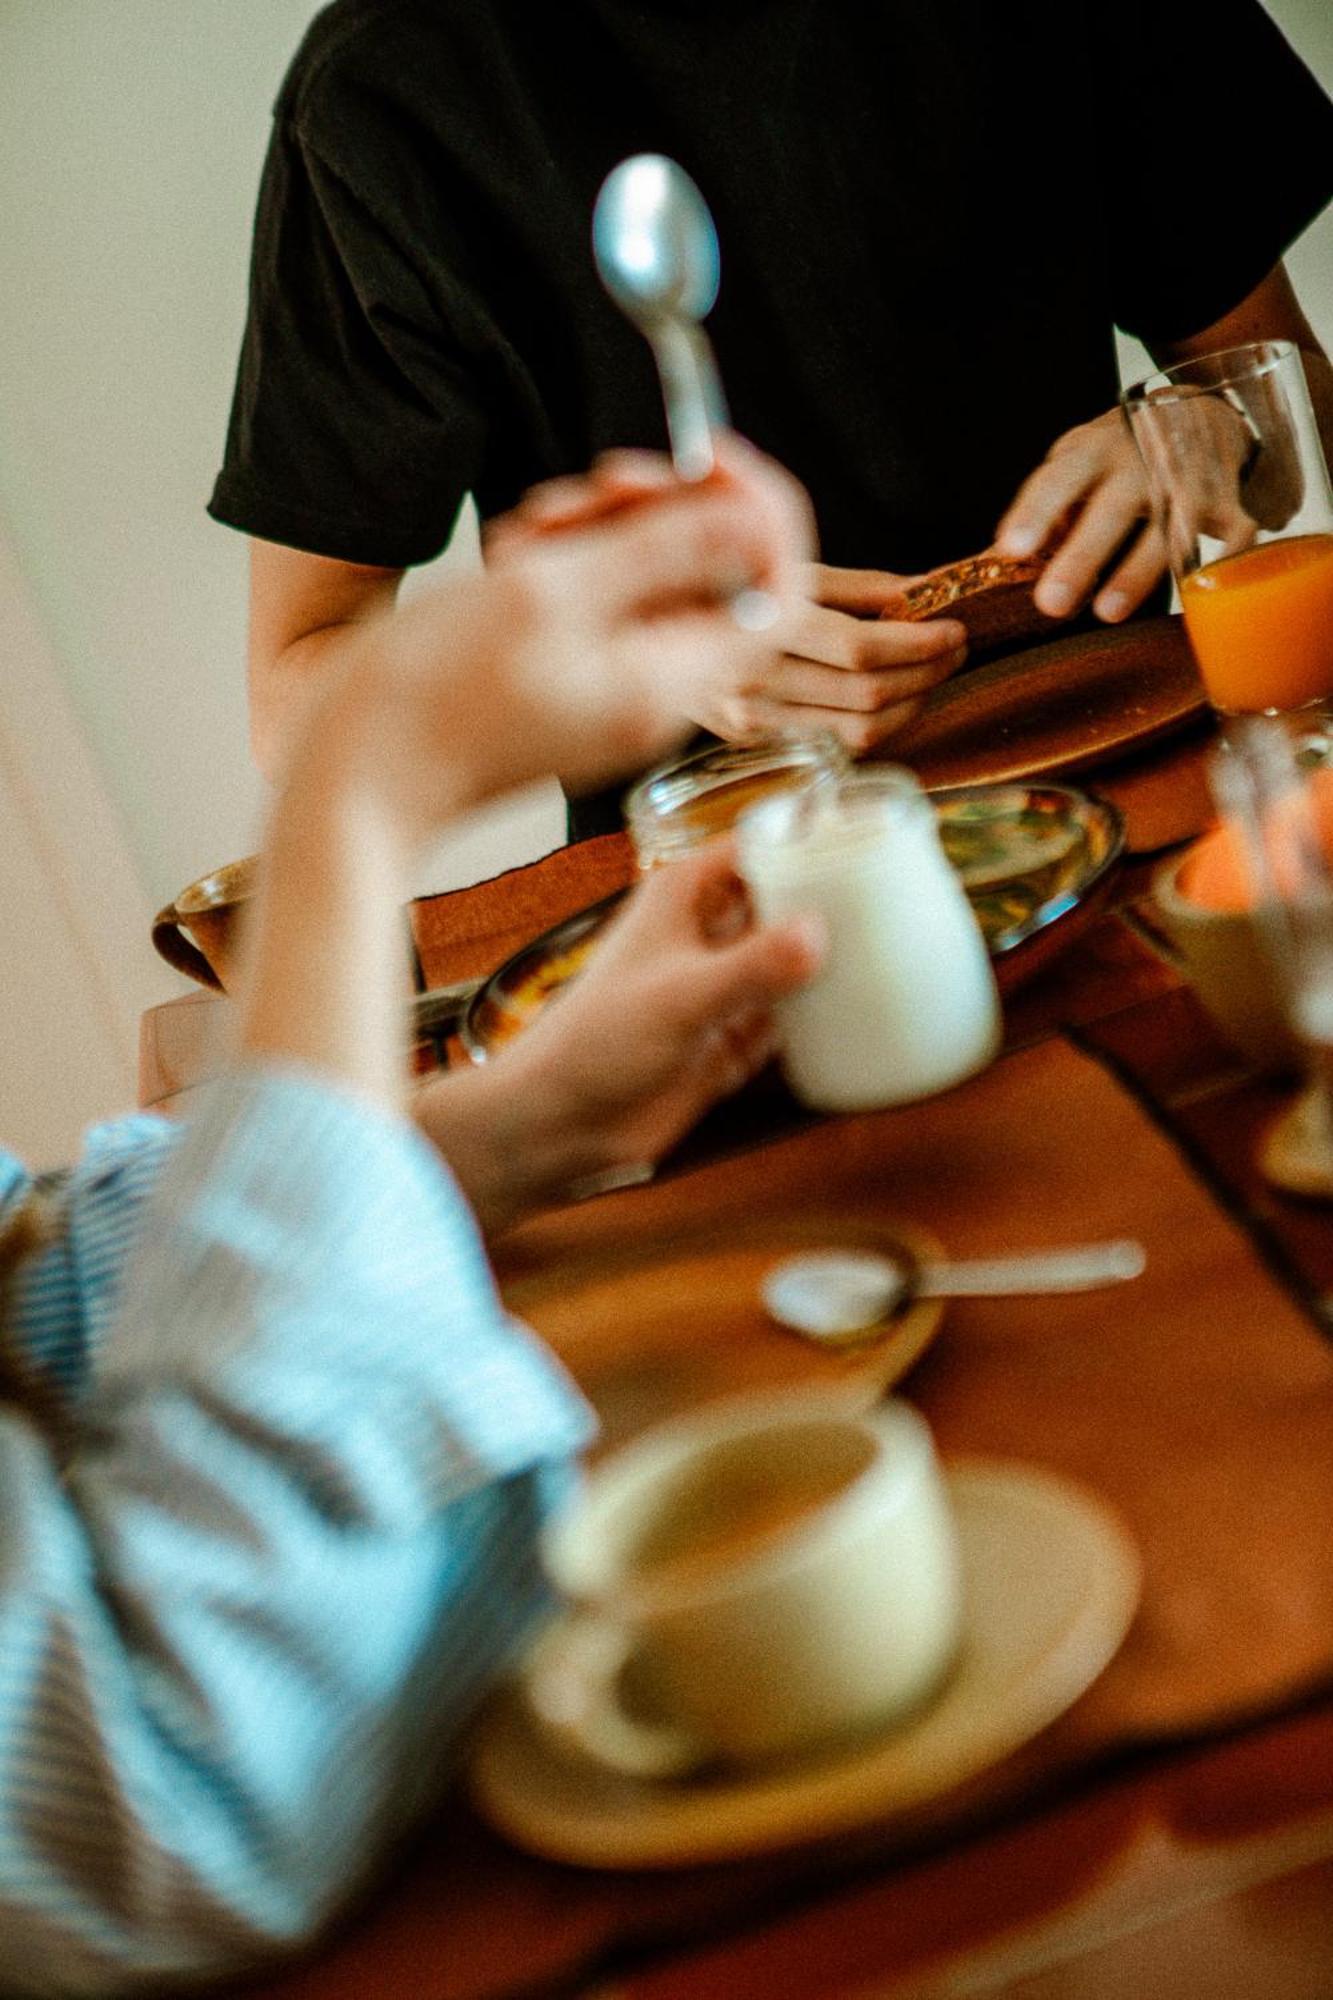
[[889, 550, 1059, 653]]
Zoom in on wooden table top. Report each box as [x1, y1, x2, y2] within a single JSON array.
[[140, 721, 1333, 1999]]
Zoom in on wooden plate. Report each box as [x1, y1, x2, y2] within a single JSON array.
[[460, 784, 1124, 1060], [893, 615, 1206, 792], [500, 1212, 948, 1459]]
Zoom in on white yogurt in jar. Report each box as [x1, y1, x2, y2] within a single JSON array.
[[737, 769, 1001, 1112]]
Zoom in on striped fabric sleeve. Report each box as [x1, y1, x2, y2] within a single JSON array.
[[3, 1114, 186, 1408], [0, 1066, 592, 1995]]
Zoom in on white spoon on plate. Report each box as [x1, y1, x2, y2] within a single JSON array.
[[763, 1241, 1146, 1344]]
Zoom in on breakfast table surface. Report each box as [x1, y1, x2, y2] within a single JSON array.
[[139, 704, 1333, 2000]]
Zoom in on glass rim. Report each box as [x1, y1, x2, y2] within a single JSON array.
[[623, 734, 843, 821], [1121, 337, 1297, 411], [735, 765, 925, 847]]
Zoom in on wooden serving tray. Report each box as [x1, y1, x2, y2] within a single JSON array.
[[893, 615, 1206, 792]]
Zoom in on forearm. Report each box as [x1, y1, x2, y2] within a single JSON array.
[[412, 1048, 620, 1232], [239, 577, 544, 1110], [248, 620, 353, 781], [1152, 262, 1333, 468], [247, 539, 404, 783], [413, 1053, 614, 1238], [236, 770, 417, 1110]]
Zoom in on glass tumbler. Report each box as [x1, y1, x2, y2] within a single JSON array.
[[1122, 340, 1333, 720]]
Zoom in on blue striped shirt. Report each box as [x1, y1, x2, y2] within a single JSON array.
[[0, 1066, 592, 1995]]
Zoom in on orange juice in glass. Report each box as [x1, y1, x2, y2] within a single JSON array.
[[1124, 341, 1333, 719], [1180, 532, 1333, 715]]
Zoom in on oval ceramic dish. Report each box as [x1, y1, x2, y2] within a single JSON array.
[[460, 783, 1124, 1062]]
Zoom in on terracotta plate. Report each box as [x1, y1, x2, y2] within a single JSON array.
[[460, 783, 1124, 1060], [892, 614, 1206, 793]]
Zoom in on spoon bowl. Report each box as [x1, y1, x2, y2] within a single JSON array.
[[593, 153, 720, 327], [593, 153, 728, 480], [763, 1241, 1147, 1345]]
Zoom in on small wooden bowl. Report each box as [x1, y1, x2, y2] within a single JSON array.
[[152, 856, 258, 991]]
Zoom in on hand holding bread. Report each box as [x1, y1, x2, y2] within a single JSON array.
[[995, 406, 1168, 624]]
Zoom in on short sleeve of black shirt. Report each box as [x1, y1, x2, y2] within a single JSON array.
[[1101, 0, 1333, 347], [209, 50, 493, 567]]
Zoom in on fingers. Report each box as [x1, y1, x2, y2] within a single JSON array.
[[692, 1004, 783, 1103], [730, 694, 930, 756], [496, 437, 814, 623], [532, 466, 809, 630], [765, 650, 964, 713], [487, 452, 703, 560], [605, 838, 741, 945], [709, 433, 819, 586], [995, 452, 1091, 562], [993, 408, 1161, 621], [675, 591, 963, 751], [486, 466, 669, 561], [603, 840, 822, 1022], [805, 563, 915, 616], [786, 600, 967, 672], [590, 450, 682, 498], [995, 411, 1128, 562], [493, 483, 645, 547], [676, 906, 827, 1035], [622, 613, 804, 745], [1091, 520, 1169, 622], [1033, 471, 1149, 618]]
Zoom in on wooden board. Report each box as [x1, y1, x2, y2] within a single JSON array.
[[893, 616, 1207, 793]]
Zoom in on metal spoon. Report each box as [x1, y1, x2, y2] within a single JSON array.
[[763, 1241, 1147, 1345], [593, 153, 729, 483]]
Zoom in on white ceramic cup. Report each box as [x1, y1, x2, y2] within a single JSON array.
[[525, 1394, 962, 1777]]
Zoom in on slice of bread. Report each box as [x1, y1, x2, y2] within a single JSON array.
[[888, 549, 1059, 653]]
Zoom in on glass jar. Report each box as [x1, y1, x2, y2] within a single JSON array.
[[736, 768, 1001, 1112]]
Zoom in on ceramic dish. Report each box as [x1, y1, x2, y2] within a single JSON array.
[[460, 783, 1124, 1061], [469, 1459, 1142, 1868]]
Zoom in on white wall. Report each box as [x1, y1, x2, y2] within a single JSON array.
[[0, 525, 152, 1161], [0, 4, 565, 1032], [0, 2, 320, 912]]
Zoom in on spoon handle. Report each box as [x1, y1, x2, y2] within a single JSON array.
[[652, 319, 730, 481], [916, 1239, 1146, 1298]]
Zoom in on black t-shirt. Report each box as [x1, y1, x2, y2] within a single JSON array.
[[210, 0, 1332, 819]]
